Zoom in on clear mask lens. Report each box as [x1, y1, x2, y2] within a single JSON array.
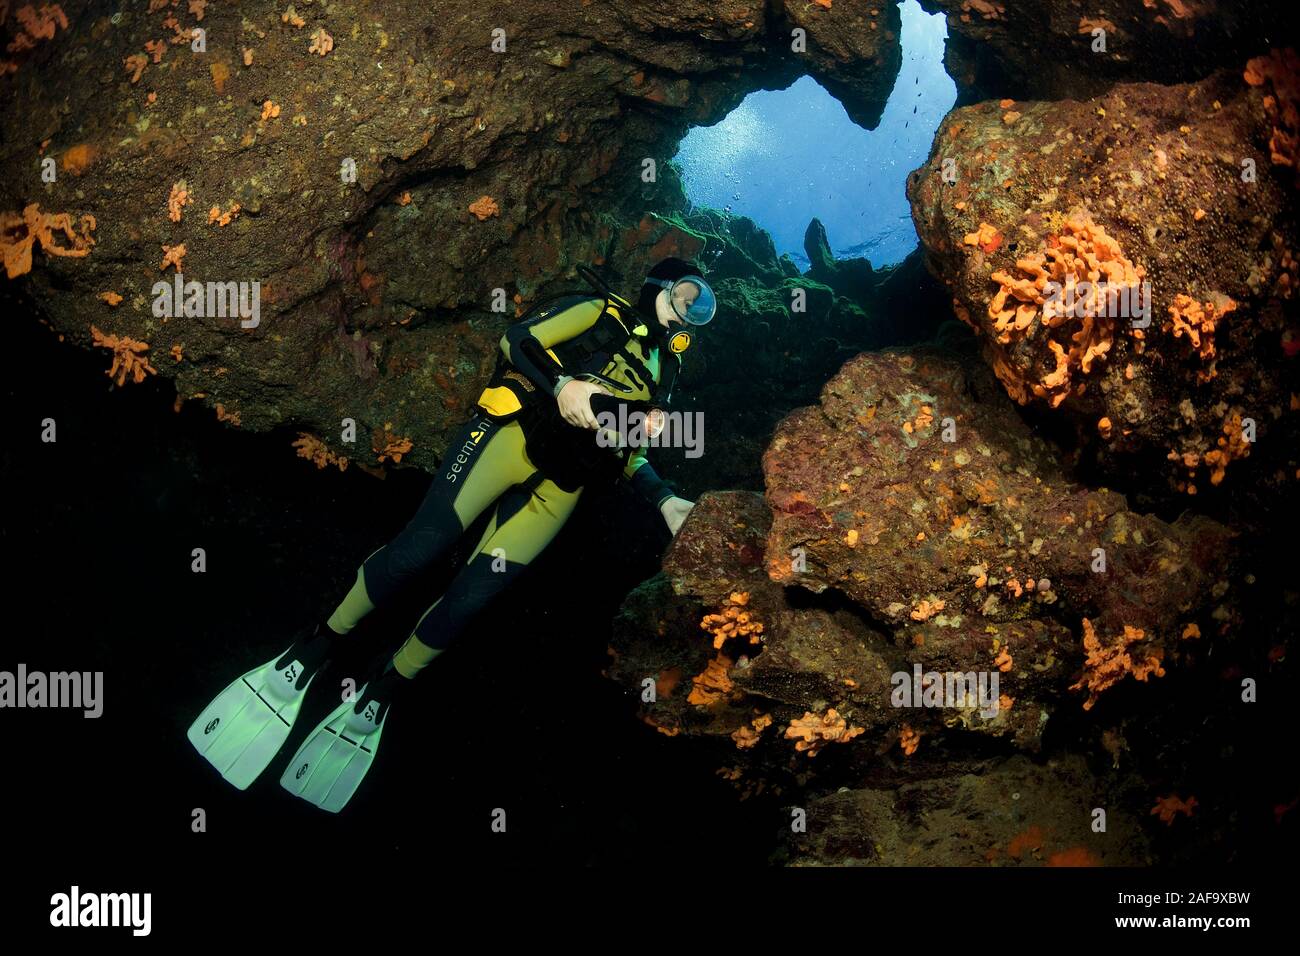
[[650, 275, 717, 326]]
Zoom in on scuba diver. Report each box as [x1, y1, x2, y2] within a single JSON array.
[[187, 257, 717, 812]]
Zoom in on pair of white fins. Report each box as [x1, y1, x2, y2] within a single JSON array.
[[187, 644, 387, 812]]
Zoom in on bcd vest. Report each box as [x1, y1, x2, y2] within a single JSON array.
[[475, 294, 682, 492]]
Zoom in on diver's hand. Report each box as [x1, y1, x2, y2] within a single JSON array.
[[558, 380, 611, 429], [659, 496, 695, 536]]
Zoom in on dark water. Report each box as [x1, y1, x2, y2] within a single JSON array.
[[2, 309, 776, 874]]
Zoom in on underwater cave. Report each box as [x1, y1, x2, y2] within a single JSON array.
[[673, 0, 955, 270], [1, 0, 1296, 936]]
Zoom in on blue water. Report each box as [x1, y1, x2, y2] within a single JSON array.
[[671, 0, 955, 271]]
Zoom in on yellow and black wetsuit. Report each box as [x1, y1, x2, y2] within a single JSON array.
[[325, 291, 681, 676]]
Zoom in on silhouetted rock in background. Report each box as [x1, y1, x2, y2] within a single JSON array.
[[804, 217, 874, 302]]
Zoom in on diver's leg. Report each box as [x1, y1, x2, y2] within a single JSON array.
[[322, 415, 533, 635], [280, 475, 581, 811], [324, 544, 384, 636], [390, 475, 584, 677]]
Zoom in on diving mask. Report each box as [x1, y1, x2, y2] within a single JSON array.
[[646, 274, 717, 326]]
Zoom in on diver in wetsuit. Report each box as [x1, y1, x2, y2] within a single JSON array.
[[187, 257, 717, 811]]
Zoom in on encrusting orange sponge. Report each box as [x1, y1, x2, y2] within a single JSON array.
[[700, 591, 764, 649], [784, 708, 864, 757], [1168, 293, 1236, 383], [1, 202, 96, 279], [292, 432, 350, 472], [910, 597, 945, 621], [1202, 412, 1250, 485], [375, 426, 413, 464], [167, 181, 192, 223], [899, 724, 921, 755], [3, 3, 70, 63], [688, 651, 738, 706], [1244, 48, 1300, 187], [1151, 794, 1198, 824], [1168, 411, 1251, 493], [208, 202, 241, 226], [731, 713, 773, 750], [963, 215, 1143, 408], [1069, 618, 1165, 710], [308, 28, 334, 56], [468, 195, 500, 220], [963, 222, 1002, 253], [90, 324, 158, 386]]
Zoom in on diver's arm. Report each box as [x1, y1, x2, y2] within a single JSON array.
[[500, 298, 604, 395], [618, 406, 694, 531], [624, 452, 676, 510], [630, 455, 694, 534]]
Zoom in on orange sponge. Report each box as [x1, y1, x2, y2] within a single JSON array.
[[973, 215, 1143, 408], [1, 202, 96, 279], [784, 708, 864, 757], [1069, 618, 1165, 711], [700, 591, 764, 649]]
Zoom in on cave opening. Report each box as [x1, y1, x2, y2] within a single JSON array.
[[670, 0, 955, 271]]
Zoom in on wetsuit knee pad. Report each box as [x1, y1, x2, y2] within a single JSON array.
[[361, 492, 464, 606], [412, 554, 527, 650]]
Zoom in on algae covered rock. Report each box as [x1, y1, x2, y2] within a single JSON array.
[[908, 66, 1300, 507]]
